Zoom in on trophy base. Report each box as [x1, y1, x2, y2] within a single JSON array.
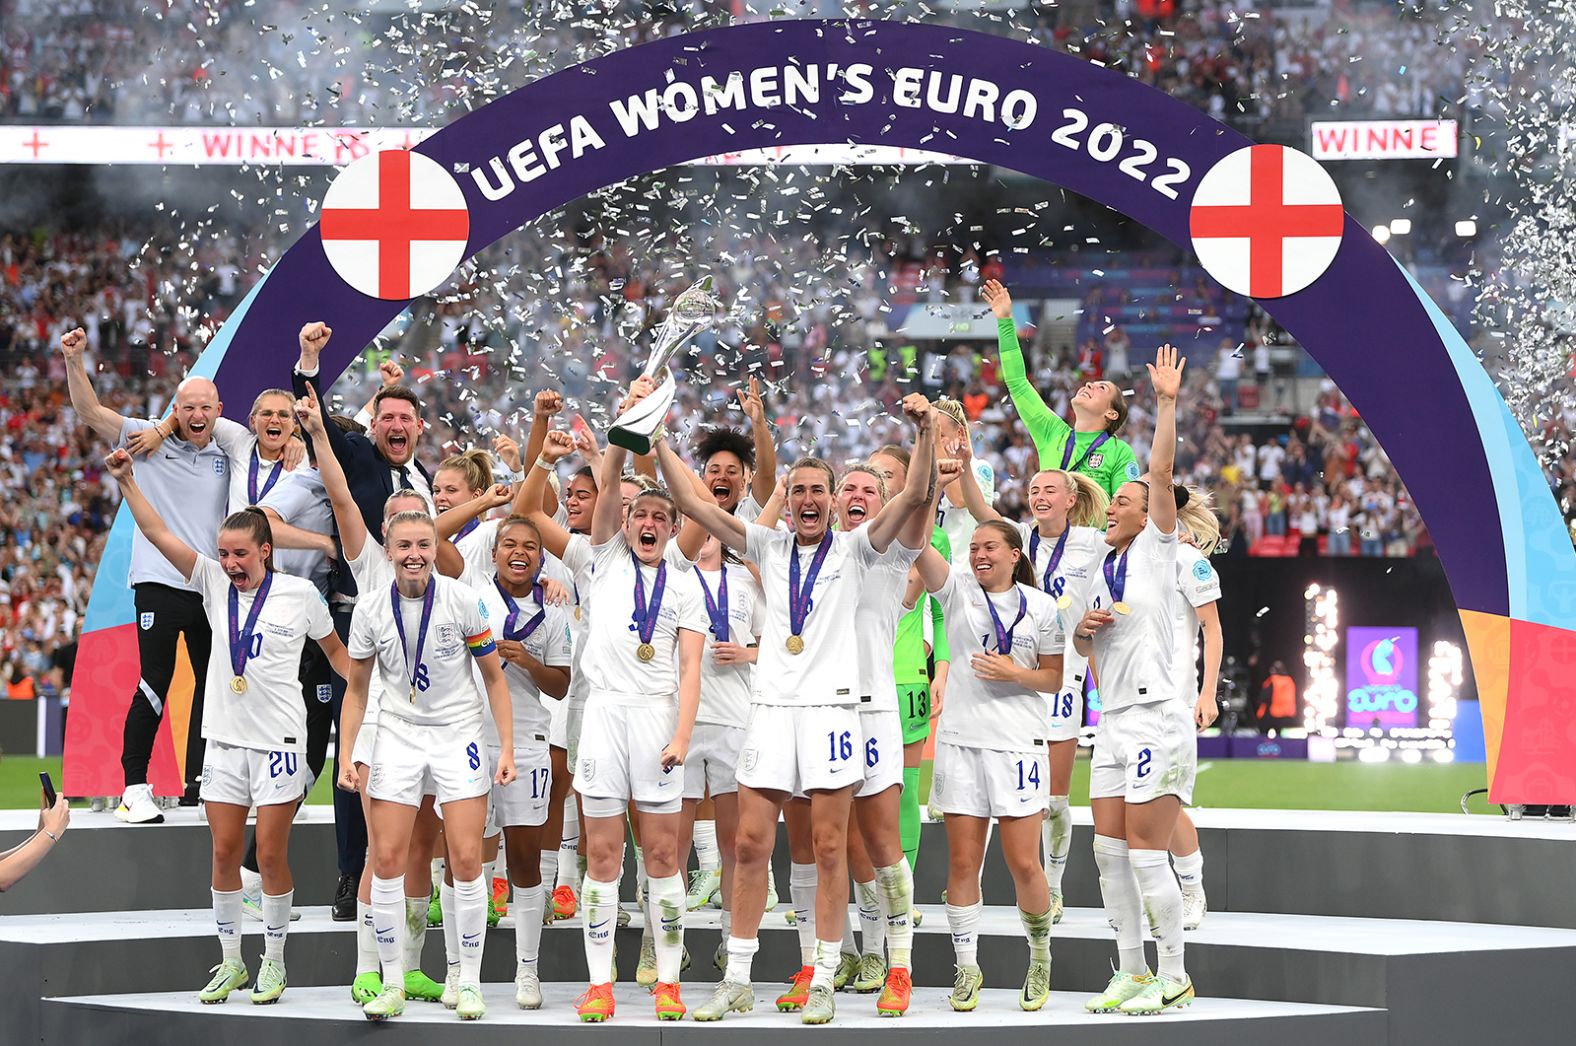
[[608, 426, 655, 456]]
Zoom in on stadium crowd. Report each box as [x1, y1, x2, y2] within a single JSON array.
[[1, 204, 1463, 703], [1, 0, 1474, 133]]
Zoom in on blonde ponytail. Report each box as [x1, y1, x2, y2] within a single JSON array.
[[1178, 486, 1222, 554]]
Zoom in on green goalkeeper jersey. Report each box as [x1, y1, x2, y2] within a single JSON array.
[[996, 317, 1140, 497], [894, 527, 950, 684]]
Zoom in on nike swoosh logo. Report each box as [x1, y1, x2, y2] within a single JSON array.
[[266, 925, 286, 933], [375, 927, 394, 935], [1162, 986, 1191, 1006], [589, 919, 609, 929], [462, 932, 481, 941]]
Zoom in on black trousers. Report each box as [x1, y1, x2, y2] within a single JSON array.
[[328, 606, 368, 878], [242, 642, 334, 873], [122, 583, 211, 792]]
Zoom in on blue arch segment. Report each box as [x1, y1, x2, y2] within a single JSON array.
[[84, 18, 1551, 640]]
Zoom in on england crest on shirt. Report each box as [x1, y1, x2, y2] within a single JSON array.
[[139, 612, 155, 630], [213, 458, 227, 475], [1088, 452, 1105, 468]]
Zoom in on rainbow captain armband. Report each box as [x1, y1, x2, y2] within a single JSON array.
[[466, 628, 497, 658]]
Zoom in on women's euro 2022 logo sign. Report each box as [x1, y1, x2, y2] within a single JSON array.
[[66, 19, 1576, 803]]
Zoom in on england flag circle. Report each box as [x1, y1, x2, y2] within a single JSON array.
[[319, 149, 470, 301], [1188, 144, 1345, 300]]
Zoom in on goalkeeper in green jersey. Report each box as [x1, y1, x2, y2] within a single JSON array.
[[984, 279, 1140, 498]]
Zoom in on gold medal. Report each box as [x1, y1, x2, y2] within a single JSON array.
[[1056, 595, 1072, 610], [1113, 601, 1132, 616], [786, 634, 805, 655], [409, 687, 417, 703], [574, 606, 582, 621], [637, 642, 656, 662], [230, 675, 247, 695]]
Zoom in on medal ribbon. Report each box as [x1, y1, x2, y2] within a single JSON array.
[[454, 517, 480, 543], [228, 571, 273, 680], [983, 585, 1028, 656], [631, 551, 667, 648], [1060, 431, 1111, 473], [495, 578, 546, 642], [248, 447, 284, 505], [1102, 545, 1131, 605], [696, 567, 730, 642], [390, 579, 436, 696], [788, 529, 835, 638], [1030, 527, 1070, 596]]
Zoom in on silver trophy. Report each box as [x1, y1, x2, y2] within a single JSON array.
[[609, 275, 721, 455]]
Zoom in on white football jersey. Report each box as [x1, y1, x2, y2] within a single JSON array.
[[854, 538, 924, 714], [745, 523, 884, 707], [1171, 543, 1222, 703], [934, 572, 1063, 752], [1084, 520, 1181, 713], [345, 537, 394, 730], [578, 533, 708, 705], [1013, 521, 1104, 705], [454, 517, 500, 581], [473, 571, 574, 746], [210, 418, 310, 513], [693, 561, 765, 728], [347, 573, 496, 728], [189, 557, 333, 754]]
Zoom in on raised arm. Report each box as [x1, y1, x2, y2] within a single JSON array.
[[518, 430, 576, 560], [1146, 343, 1184, 536], [950, 436, 1000, 524], [867, 394, 935, 553], [295, 383, 370, 560], [437, 484, 513, 541], [60, 328, 129, 444], [915, 544, 951, 594], [897, 395, 940, 550], [293, 322, 357, 473], [654, 437, 749, 552], [982, 280, 1068, 465], [103, 450, 199, 581], [511, 389, 564, 520], [738, 377, 778, 505], [591, 440, 630, 546]]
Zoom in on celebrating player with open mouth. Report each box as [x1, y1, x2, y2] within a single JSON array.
[[469, 515, 573, 1009], [105, 449, 351, 1007], [657, 394, 931, 1026], [559, 404, 708, 1024], [338, 511, 515, 1022], [1076, 344, 1198, 1016]]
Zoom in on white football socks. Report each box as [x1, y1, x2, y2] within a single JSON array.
[[212, 888, 243, 962], [1093, 834, 1147, 975], [261, 891, 292, 962], [454, 875, 488, 987], [370, 875, 406, 984], [1131, 848, 1186, 982]]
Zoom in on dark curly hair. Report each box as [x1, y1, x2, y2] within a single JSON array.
[[694, 426, 755, 470]]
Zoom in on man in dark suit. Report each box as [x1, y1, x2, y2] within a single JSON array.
[[292, 321, 435, 919]]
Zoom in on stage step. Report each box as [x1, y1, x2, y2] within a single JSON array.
[[41, 984, 1386, 1046], [7, 807, 1574, 927], [7, 904, 1575, 1046]]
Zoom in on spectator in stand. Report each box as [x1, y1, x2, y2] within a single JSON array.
[[1214, 339, 1242, 415], [1326, 493, 1352, 556], [1293, 486, 1321, 557]]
